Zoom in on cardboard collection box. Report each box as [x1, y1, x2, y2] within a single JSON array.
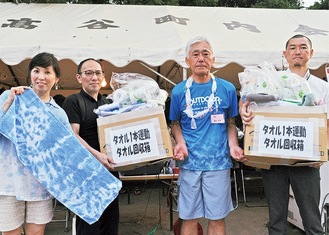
[[97, 106, 173, 171], [244, 105, 328, 169]]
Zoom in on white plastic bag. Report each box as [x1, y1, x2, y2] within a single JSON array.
[[239, 61, 312, 104], [109, 72, 168, 106], [239, 62, 283, 101]]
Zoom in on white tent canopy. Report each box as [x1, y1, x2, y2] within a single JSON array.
[[0, 3, 328, 92]]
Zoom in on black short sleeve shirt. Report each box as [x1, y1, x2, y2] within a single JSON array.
[[62, 89, 110, 151]]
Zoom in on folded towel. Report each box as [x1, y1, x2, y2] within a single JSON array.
[[299, 93, 317, 106], [0, 89, 122, 224], [246, 93, 279, 103]]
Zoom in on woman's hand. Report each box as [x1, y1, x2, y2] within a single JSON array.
[[2, 86, 28, 112]]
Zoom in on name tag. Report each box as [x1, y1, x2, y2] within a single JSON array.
[[211, 114, 225, 124]]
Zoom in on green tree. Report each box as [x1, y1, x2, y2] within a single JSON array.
[[0, 0, 68, 2], [308, 0, 329, 9], [217, 0, 257, 7], [2, 0, 326, 8], [112, 0, 179, 4], [178, 0, 219, 6], [252, 0, 302, 8]]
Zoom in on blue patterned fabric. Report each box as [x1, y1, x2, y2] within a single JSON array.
[[0, 89, 122, 224], [0, 90, 73, 202]]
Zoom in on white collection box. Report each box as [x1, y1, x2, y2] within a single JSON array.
[[97, 106, 173, 171]]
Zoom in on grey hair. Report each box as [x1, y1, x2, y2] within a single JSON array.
[[185, 36, 214, 58]]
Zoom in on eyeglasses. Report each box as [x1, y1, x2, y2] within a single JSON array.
[[79, 70, 104, 78]]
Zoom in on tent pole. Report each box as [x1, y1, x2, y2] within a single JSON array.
[[139, 62, 176, 86], [0, 81, 12, 87], [7, 65, 20, 86], [165, 62, 178, 78], [183, 67, 187, 80]]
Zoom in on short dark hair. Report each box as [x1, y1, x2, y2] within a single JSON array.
[[77, 58, 102, 73], [27, 52, 60, 85], [285, 34, 312, 49], [28, 52, 61, 77]]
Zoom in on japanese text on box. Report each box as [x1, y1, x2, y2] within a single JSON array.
[[104, 123, 160, 163], [258, 120, 314, 158]]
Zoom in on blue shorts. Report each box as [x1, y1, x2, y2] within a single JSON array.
[[177, 169, 233, 220]]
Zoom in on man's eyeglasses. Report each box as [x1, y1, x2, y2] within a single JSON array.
[[79, 70, 104, 78]]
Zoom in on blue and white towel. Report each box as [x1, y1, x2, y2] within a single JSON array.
[[0, 89, 122, 224]]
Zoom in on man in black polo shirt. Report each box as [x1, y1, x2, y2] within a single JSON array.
[[62, 58, 119, 235]]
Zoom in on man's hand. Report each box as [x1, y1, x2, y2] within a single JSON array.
[[97, 152, 116, 170], [230, 145, 248, 163], [239, 100, 254, 126], [173, 142, 188, 161], [309, 162, 324, 168]]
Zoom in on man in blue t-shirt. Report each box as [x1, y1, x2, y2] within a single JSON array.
[[170, 36, 246, 234]]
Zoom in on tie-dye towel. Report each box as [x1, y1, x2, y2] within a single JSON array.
[[0, 89, 122, 224]]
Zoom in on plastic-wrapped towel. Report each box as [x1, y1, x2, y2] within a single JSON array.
[[94, 103, 146, 116], [112, 89, 130, 105], [0, 89, 122, 224]]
